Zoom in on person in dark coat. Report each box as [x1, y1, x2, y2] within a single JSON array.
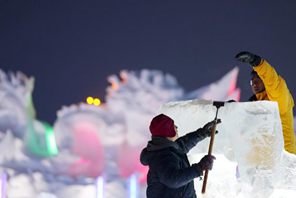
[[140, 114, 219, 198]]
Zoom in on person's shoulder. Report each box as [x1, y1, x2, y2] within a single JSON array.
[[149, 149, 180, 168], [152, 147, 179, 160]]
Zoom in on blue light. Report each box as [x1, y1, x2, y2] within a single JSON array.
[[95, 176, 104, 198], [129, 174, 138, 198], [1, 172, 7, 198]]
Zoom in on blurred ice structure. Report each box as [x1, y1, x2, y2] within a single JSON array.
[[51, 70, 185, 197], [3, 66, 294, 198], [183, 67, 240, 101], [0, 69, 58, 157], [0, 70, 35, 138]]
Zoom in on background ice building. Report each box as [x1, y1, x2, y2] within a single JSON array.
[[0, 67, 296, 198]]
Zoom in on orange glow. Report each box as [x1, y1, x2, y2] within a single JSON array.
[[111, 82, 119, 90]]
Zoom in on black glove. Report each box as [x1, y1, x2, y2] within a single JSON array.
[[197, 155, 216, 171], [235, 51, 261, 66], [201, 119, 221, 137]]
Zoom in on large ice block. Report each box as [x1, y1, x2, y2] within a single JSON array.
[[159, 99, 284, 197]]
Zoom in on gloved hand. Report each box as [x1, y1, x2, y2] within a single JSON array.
[[201, 119, 221, 137], [197, 155, 216, 171], [235, 51, 262, 66]]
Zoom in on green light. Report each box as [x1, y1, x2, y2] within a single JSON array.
[[44, 122, 59, 155], [26, 121, 59, 157]]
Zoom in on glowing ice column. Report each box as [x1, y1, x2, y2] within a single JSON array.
[[128, 174, 138, 198], [0, 172, 7, 198], [95, 176, 104, 198]]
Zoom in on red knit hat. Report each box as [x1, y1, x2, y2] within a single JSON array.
[[149, 114, 176, 137]]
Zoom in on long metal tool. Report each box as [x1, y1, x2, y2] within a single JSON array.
[[201, 101, 224, 194]]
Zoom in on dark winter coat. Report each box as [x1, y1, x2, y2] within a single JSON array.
[[140, 129, 208, 198]]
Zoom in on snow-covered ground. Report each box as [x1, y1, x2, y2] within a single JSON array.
[[0, 67, 295, 197]]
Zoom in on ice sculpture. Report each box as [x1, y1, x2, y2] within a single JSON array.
[[0, 69, 58, 157], [0, 70, 35, 138], [51, 70, 184, 180], [183, 67, 240, 101]]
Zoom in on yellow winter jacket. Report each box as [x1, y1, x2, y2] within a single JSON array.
[[253, 60, 296, 154]]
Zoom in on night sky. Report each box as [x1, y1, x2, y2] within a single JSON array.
[[1, 0, 296, 124]]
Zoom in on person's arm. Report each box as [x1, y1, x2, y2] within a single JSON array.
[[153, 153, 214, 188], [140, 148, 149, 166], [175, 129, 208, 153], [176, 120, 220, 153], [235, 51, 293, 114], [254, 60, 291, 114]]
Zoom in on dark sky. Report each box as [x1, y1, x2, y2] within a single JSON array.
[[1, 0, 296, 124]]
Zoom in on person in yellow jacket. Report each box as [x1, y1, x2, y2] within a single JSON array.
[[235, 51, 296, 154]]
